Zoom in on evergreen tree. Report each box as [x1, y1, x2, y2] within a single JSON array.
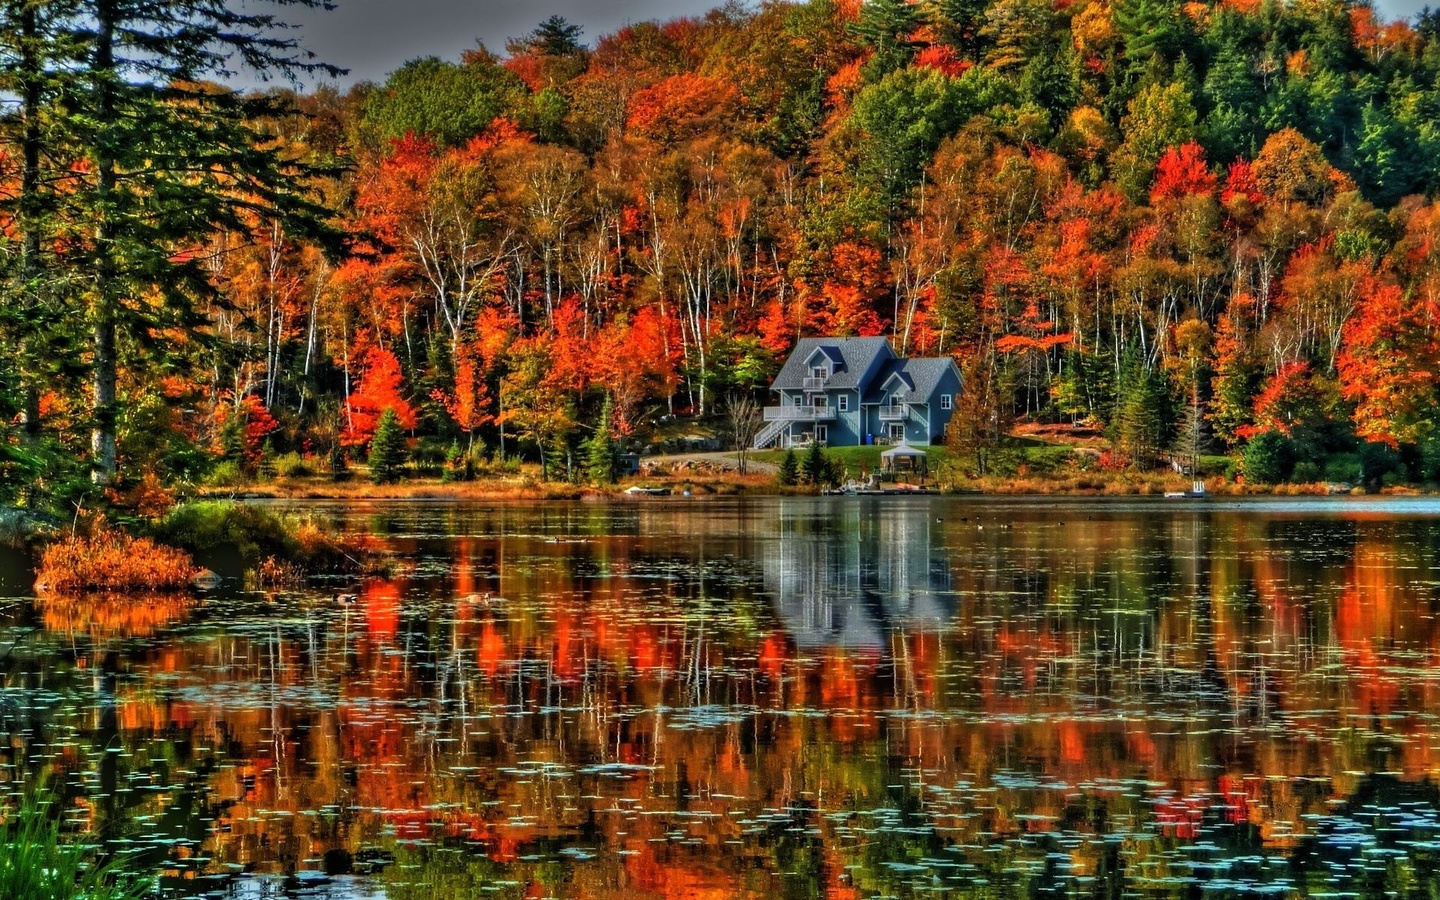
[[368, 408, 408, 484], [584, 395, 618, 485], [1113, 353, 1174, 467], [219, 409, 247, 468], [802, 441, 826, 485], [851, 0, 928, 77], [777, 449, 799, 486], [56, 0, 341, 484]]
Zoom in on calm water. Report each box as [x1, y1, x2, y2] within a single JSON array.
[[7, 497, 1440, 898]]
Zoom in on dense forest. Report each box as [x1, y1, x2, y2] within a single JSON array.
[[4, 0, 1440, 505]]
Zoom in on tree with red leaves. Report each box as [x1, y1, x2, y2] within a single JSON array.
[[343, 345, 417, 449], [1337, 278, 1440, 448]]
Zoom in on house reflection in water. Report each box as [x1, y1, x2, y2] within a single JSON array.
[[759, 499, 955, 652]]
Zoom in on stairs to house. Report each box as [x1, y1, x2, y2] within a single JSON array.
[[753, 418, 787, 450]]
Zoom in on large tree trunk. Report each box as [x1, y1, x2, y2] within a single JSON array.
[[90, 0, 118, 485]]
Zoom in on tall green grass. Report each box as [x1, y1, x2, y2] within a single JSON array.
[[0, 786, 149, 900]]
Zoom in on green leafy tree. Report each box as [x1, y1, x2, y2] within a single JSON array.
[[1242, 429, 1294, 485], [361, 55, 526, 148], [368, 408, 408, 484], [1113, 354, 1174, 467], [514, 15, 585, 57], [849, 67, 1014, 220], [1111, 80, 1199, 199]]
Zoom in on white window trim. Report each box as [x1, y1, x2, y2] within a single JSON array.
[[838, 394, 849, 412], [941, 394, 953, 410]]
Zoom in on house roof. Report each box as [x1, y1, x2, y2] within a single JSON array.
[[863, 357, 959, 403], [771, 337, 893, 391]]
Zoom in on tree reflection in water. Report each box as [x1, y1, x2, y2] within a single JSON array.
[[3, 498, 1440, 897]]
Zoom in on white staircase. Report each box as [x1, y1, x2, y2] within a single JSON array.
[[753, 418, 787, 450]]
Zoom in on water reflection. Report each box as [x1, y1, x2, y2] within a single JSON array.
[[762, 500, 954, 651], [2, 498, 1440, 897]]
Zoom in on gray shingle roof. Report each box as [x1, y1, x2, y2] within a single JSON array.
[[771, 337, 894, 391], [862, 357, 959, 404]]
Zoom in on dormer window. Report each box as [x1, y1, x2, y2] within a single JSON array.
[[811, 365, 829, 381]]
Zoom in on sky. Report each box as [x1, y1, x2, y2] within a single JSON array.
[[276, 0, 1431, 88], [279, 0, 719, 86]]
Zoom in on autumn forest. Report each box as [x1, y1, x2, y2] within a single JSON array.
[[5, 0, 1440, 505]]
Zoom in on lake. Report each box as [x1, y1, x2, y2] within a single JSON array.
[[6, 496, 1440, 898]]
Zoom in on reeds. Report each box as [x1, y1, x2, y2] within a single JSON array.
[[0, 784, 149, 900]]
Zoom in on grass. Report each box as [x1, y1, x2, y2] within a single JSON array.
[[153, 500, 380, 575], [36, 531, 198, 593], [0, 783, 149, 900]]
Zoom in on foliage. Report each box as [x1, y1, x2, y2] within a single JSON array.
[[362, 55, 527, 148], [5, 0, 1440, 501], [1242, 430, 1295, 485], [345, 347, 418, 450], [155, 501, 371, 572], [37, 531, 198, 593]]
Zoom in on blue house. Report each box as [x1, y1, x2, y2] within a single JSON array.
[[754, 337, 963, 449]]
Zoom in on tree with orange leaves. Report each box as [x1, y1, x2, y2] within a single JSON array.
[[343, 345, 417, 449], [1337, 278, 1440, 448]]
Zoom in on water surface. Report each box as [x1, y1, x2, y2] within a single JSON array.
[[5, 496, 1440, 898]]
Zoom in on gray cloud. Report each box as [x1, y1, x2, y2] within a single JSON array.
[[275, 0, 1432, 88], [282, 0, 719, 85]]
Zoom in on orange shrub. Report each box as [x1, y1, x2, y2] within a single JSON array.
[[37, 532, 198, 593]]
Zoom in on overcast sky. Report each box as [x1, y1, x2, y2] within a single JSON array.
[[274, 0, 1432, 88]]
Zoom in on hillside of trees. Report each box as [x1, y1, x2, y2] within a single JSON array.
[[5, 0, 1440, 504]]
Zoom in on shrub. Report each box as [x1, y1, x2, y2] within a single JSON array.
[[204, 459, 246, 488], [274, 452, 314, 479], [155, 501, 294, 560], [1324, 453, 1362, 484], [1358, 441, 1401, 488], [154, 501, 374, 575], [37, 531, 198, 593], [1242, 430, 1293, 485], [1291, 460, 1323, 483]]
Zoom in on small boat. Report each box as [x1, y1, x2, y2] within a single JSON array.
[[623, 485, 671, 496]]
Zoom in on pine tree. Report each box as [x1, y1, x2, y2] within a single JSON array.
[[777, 449, 799, 486], [802, 442, 826, 485], [368, 408, 408, 484], [851, 0, 928, 76], [584, 395, 618, 485], [57, 0, 341, 484], [1113, 353, 1174, 467]]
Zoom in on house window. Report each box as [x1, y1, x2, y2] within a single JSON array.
[[941, 394, 953, 410], [811, 365, 828, 380], [813, 395, 828, 409], [838, 395, 849, 412]]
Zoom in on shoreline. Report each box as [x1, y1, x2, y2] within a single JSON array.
[[199, 474, 1433, 503]]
